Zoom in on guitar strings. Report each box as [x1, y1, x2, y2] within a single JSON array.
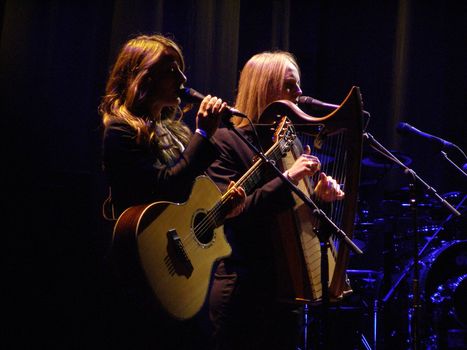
[[182, 122, 353, 272], [184, 144, 284, 251], [181, 125, 291, 252]]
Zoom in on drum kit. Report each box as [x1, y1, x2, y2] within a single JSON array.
[[347, 149, 466, 349]]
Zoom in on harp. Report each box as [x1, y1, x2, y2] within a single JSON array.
[[258, 86, 364, 303]]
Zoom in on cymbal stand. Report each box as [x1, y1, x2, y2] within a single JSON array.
[[406, 176, 421, 350]]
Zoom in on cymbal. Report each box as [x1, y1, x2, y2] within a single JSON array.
[[362, 150, 412, 168]]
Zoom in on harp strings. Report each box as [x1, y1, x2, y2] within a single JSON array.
[[299, 131, 347, 248]]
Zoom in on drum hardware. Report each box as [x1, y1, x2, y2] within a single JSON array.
[[349, 200, 386, 271], [363, 132, 463, 349], [381, 196, 466, 302], [377, 191, 461, 267], [418, 241, 467, 349], [380, 209, 467, 346], [351, 201, 374, 257], [349, 218, 386, 271], [392, 221, 443, 262], [443, 191, 466, 206], [351, 220, 374, 257], [430, 274, 467, 329], [380, 196, 440, 221], [346, 269, 384, 350]]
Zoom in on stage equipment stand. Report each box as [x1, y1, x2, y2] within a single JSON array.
[[363, 132, 461, 350], [222, 116, 363, 350]]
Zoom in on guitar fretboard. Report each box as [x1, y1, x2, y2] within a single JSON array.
[[206, 119, 296, 230]]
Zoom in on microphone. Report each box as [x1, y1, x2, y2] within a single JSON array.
[[396, 122, 455, 150], [297, 95, 371, 117], [297, 95, 340, 112], [178, 87, 247, 118]]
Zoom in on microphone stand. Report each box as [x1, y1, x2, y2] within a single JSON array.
[[363, 132, 461, 350], [441, 151, 467, 178], [222, 117, 363, 350], [363, 133, 461, 217]]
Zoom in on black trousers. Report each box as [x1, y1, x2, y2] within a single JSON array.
[[209, 260, 302, 350]]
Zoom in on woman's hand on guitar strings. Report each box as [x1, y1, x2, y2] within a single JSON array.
[[225, 181, 246, 218]]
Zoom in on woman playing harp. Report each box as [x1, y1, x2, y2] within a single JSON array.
[[206, 51, 344, 350]]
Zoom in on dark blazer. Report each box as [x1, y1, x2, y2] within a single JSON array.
[[102, 122, 220, 216], [207, 124, 295, 288], [206, 124, 301, 350]]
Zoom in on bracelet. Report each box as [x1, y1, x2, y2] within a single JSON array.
[[195, 128, 208, 138]]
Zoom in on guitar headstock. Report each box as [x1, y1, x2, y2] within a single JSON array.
[[273, 116, 296, 154]]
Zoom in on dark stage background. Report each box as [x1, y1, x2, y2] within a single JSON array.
[[2, 0, 466, 349]]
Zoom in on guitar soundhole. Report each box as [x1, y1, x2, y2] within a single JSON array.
[[193, 211, 214, 245]]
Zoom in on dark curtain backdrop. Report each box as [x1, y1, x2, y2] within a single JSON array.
[[2, 0, 465, 348]]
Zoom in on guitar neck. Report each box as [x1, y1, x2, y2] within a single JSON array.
[[233, 142, 284, 195], [213, 118, 294, 226]]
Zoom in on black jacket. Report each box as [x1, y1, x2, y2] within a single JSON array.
[[102, 122, 220, 216]]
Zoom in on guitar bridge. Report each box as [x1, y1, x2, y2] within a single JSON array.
[[165, 229, 193, 277]]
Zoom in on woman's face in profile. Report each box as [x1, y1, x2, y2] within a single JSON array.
[[281, 61, 302, 102], [148, 48, 187, 109]]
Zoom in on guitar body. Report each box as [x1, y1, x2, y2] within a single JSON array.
[[112, 175, 231, 320], [111, 117, 295, 320]]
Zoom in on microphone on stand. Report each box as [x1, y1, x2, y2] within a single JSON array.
[[396, 122, 456, 150], [178, 86, 248, 118], [297, 95, 340, 112], [297, 95, 371, 118]]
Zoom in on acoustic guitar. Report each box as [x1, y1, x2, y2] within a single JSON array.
[[111, 116, 296, 320]]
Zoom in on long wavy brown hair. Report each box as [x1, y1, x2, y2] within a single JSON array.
[[99, 34, 191, 164], [232, 51, 300, 127]]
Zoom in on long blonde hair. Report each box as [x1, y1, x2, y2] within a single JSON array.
[[232, 51, 300, 127], [99, 34, 191, 163]]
